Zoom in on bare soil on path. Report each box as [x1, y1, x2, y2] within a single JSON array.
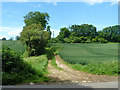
[[47, 55, 118, 84]]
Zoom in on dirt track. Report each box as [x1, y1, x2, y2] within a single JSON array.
[[47, 55, 118, 84]]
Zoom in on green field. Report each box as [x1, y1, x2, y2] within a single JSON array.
[[2, 41, 119, 76], [2, 41, 25, 55], [54, 43, 118, 75], [58, 43, 118, 65]]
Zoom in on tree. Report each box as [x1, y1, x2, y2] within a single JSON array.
[[24, 11, 50, 29], [16, 36, 20, 40], [59, 27, 70, 38], [2, 37, 6, 40], [101, 25, 120, 42], [9, 37, 14, 41], [54, 24, 119, 43], [57, 27, 70, 42], [69, 24, 97, 38], [20, 23, 50, 56], [21, 11, 50, 56], [47, 26, 52, 39]]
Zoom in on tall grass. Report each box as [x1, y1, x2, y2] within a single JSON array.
[[24, 55, 48, 75], [23, 55, 50, 83]]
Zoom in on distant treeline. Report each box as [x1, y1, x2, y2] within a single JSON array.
[[49, 24, 120, 43]]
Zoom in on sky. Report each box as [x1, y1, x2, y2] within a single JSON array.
[[0, 0, 119, 40]]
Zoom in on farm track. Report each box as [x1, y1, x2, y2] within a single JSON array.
[[47, 55, 118, 84]]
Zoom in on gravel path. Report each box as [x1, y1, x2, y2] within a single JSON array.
[[55, 55, 118, 83], [46, 55, 118, 88]]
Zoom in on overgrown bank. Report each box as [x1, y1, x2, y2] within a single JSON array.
[[2, 46, 50, 85]]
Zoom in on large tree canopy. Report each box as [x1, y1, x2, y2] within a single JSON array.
[[69, 24, 97, 38], [21, 23, 50, 56], [21, 11, 50, 56], [54, 24, 120, 43], [102, 25, 120, 42], [24, 11, 50, 29]]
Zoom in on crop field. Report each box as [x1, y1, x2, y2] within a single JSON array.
[[53, 43, 118, 75], [2, 41, 25, 55], [58, 43, 118, 65]]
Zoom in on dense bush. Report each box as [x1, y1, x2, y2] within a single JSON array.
[[2, 46, 38, 85], [45, 46, 62, 59]]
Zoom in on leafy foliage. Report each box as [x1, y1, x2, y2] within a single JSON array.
[[2, 46, 37, 85], [2, 46, 50, 85], [21, 11, 51, 56], [24, 11, 50, 29], [52, 24, 120, 43], [2, 37, 6, 40], [15, 36, 20, 40], [102, 25, 120, 42], [20, 23, 50, 56]]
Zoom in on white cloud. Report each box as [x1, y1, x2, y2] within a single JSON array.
[[31, 4, 42, 8], [50, 28, 60, 38], [0, 27, 60, 39], [0, 35, 8, 39], [16, 0, 29, 2], [45, 0, 58, 6], [0, 27, 22, 39], [110, 2, 117, 6], [1, 0, 119, 2], [85, 0, 105, 5], [8, 31, 20, 36], [1, 0, 119, 6], [53, 2, 57, 6]]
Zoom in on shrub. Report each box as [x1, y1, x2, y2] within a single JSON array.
[[85, 39, 91, 43], [2, 46, 37, 85], [92, 38, 97, 42], [98, 38, 108, 43]]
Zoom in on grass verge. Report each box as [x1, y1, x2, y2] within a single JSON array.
[[45, 46, 63, 70], [59, 57, 118, 76], [23, 55, 50, 83], [50, 56, 63, 70], [2, 46, 50, 85]]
